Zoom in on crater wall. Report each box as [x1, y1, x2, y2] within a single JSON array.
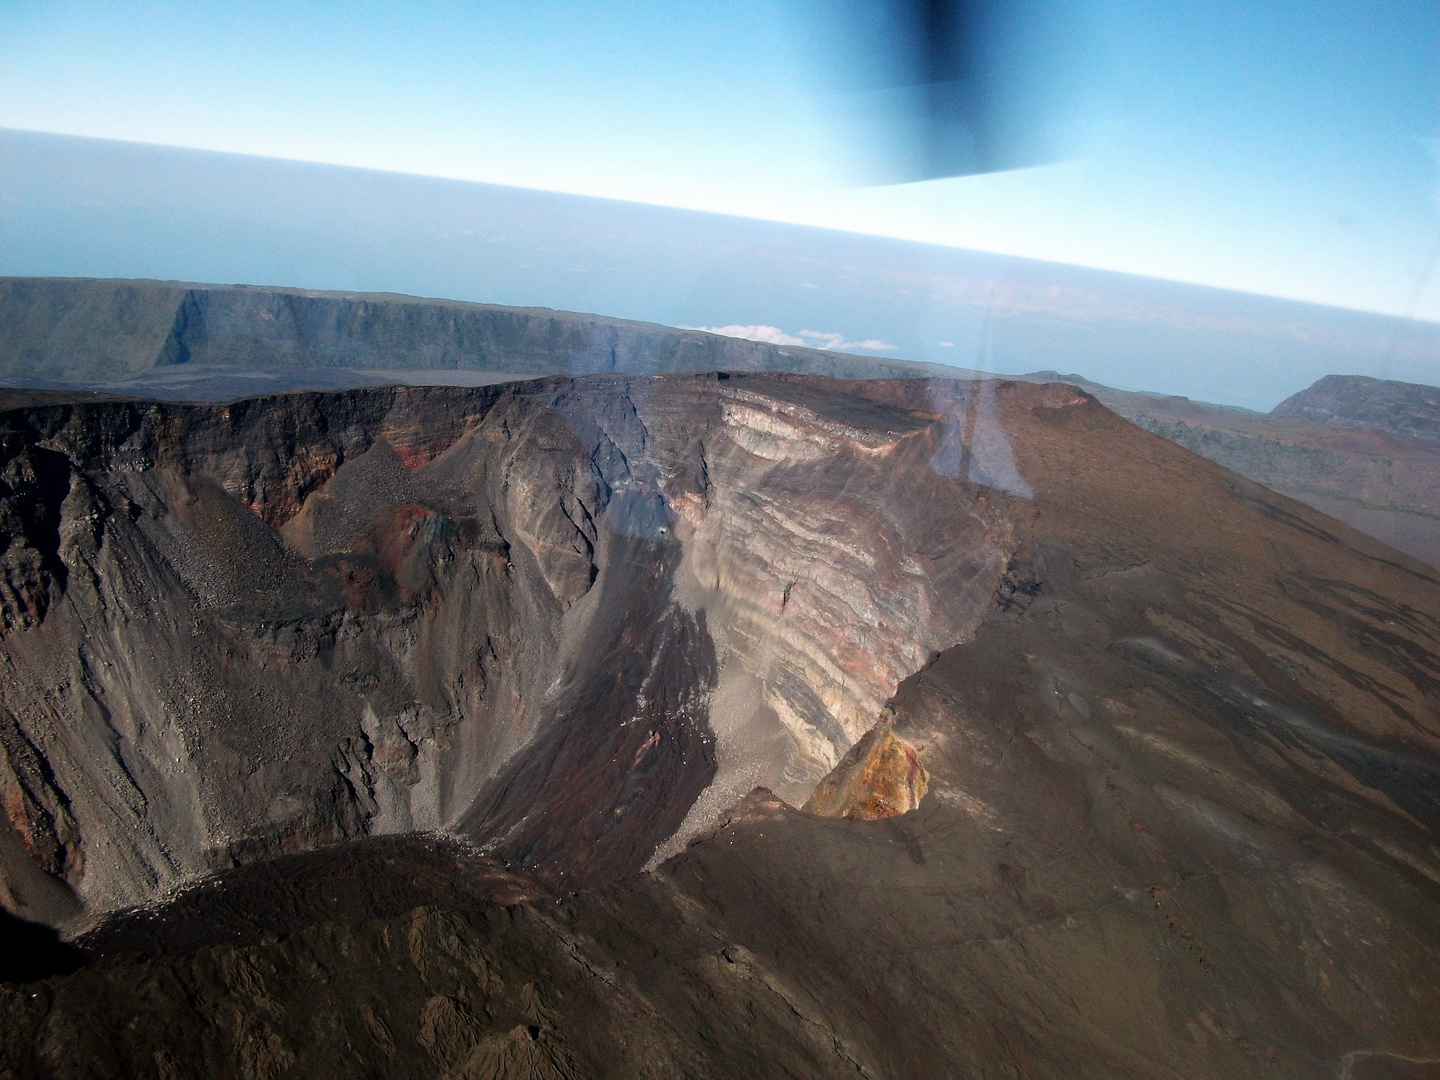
[[0, 374, 1022, 925]]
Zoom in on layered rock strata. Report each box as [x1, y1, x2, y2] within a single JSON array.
[[0, 374, 1019, 925]]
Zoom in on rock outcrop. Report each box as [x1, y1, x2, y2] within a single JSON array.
[[802, 711, 929, 819]]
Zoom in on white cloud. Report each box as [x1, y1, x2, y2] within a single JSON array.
[[798, 329, 896, 353], [938, 340, 955, 348], [799, 281, 819, 289], [695, 324, 896, 354], [696, 324, 806, 346]]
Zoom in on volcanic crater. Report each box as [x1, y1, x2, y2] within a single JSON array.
[[1, 371, 1439, 1080]]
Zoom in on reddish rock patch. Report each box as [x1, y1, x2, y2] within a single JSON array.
[[803, 713, 929, 820]]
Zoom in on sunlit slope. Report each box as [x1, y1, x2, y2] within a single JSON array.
[[1086, 375, 1440, 569]]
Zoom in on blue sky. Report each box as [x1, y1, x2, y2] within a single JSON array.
[[2, 0, 1439, 319]]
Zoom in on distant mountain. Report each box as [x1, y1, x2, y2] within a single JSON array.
[[1082, 376, 1440, 569], [1273, 373, 1440, 444], [0, 277, 943, 392]]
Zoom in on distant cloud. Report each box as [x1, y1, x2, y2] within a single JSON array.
[[938, 340, 954, 348], [799, 329, 896, 352], [694, 324, 896, 353], [697, 324, 806, 346], [799, 281, 819, 289]]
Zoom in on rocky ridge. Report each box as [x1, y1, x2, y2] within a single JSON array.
[[0, 278, 941, 388], [1273, 373, 1440, 444]]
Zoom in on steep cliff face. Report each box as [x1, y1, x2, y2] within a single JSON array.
[[0, 278, 940, 387], [0, 374, 1017, 924], [0, 386, 525, 921], [649, 380, 1015, 844]]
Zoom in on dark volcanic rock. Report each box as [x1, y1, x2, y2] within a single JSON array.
[[2, 376, 1439, 1079]]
